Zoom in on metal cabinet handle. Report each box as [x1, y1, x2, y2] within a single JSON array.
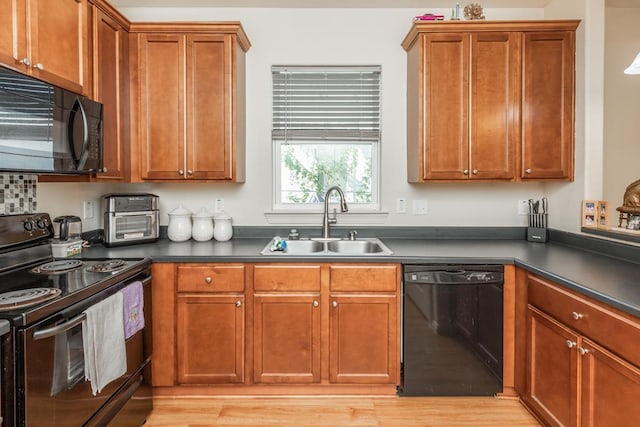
[[578, 347, 589, 356], [204, 276, 212, 284], [463, 169, 469, 175], [313, 300, 319, 307], [235, 301, 242, 307], [525, 168, 532, 174], [332, 301, 338, 308], [102, 167, 108, 173], [178, 170, 184, 176], [572, 311, 583, 320], [20, 57, 31, 66], [187, 170, 193, 175], [566, 340, 576, 349], [34, 63, 44, 71], [472, 169, 479, 175]]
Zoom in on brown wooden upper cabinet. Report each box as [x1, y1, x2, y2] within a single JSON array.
[[0, 0, 90, 95], [129, 23, 250, 182], [91, 0, 130, 181], [402, 20, 579, 182]]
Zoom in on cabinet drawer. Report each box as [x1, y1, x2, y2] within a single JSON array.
[[177, 264, 245, 292], [528, 274, 640, 367], [254, 264, 321, 292], [329, 264, 399, 292]]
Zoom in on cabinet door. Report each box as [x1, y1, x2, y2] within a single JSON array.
[[253, 294, 321, 384], [93, 7, 128, 180], [186, 34, 232, 179], [580, 338, 640, 427], [138, 33, 186, 180], [521, 31, 575, 180], [526, 306, 579, 427], [29, 0, 88, 94], [0, 0, 27, 71], [329, 295, 398, 384], [176, 294, 244, 384], [421, 33, 469, 180], [470, 32, 519, 180]]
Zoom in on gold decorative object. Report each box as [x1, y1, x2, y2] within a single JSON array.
[[616, 178, 640, 228], [464, 3, 485, 20]]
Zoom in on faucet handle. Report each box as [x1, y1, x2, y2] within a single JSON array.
[[328, 207, 338, 224], [348, 230, 358, 240]]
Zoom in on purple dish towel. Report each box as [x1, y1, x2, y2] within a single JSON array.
[[120, 281, 144, 339]]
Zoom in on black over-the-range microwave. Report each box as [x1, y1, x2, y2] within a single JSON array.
[[0, 66, 103, 174]]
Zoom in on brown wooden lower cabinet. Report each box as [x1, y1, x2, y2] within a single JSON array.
[[253, 294, 321, 384], [329, 295, 398, 384], [523, 274, 640, 427], [153, 262, 401, 393], [176, 294, 245, 384]]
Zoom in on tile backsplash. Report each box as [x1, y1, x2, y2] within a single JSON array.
[[0, 174, 37, 214]]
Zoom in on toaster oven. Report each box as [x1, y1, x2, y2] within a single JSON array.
[[103, 193, 159, 246]]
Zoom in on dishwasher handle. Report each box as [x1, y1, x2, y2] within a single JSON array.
[[404, 269, 504, 285]]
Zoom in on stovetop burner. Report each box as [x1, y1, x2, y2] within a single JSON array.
[[0, 288, 61, 311], [85, 259, 127, 273], [30, 259, 84, 274]]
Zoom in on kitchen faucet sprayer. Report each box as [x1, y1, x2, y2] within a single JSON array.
[[322, 186, 348, 239]]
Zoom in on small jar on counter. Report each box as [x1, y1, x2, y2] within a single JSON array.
[[192, 208, 214, 241]]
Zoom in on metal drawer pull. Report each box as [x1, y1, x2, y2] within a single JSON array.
[[34, 63, 44, 71], [463, 169, 469, 175], [472, 169, 479, 175], [313, 300, 319, 307], [235, 301, 242, 307], [205, 276, 212, 284], [565, 340, 576, 348], [178, 170, 184, 175], [572, 311, 583, 320], [20, 57, 31, 66], [525, 168, 532, 174], [578, 347, 589, 356], [332, 301, 338, 308]]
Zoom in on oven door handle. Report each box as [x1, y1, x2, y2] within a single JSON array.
[[32, 313, 86, 340]]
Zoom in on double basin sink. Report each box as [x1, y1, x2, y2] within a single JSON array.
[[260, 237, 393, 256]]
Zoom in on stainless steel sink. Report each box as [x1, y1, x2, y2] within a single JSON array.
[[327, 239, 386, 254], [278, 239, 324, 254], [260, 237, 392, 256]]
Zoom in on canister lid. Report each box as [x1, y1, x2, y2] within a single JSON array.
[[214, 211, 232, 220], [192, 207, 214, 218], [168, 204, 192, 216]]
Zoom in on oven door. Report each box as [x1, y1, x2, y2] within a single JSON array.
[[17, 278, 150, 427]]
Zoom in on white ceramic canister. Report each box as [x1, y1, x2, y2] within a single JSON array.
[[213, 211, 233, 241], [192, 208, 214, 241], [167, 204, 192, 242]]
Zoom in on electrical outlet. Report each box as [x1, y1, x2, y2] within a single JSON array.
[[396, 198, 406, 213], [214, 198, 224, 214], [518, 199, 529, 215], [412, 199, 428, 215], [83, 200, 94, 219]]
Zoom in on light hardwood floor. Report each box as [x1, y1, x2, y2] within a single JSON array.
[[145, 397, 541, 426]]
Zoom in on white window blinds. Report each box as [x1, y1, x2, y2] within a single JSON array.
[[272, 66, 381, 141]]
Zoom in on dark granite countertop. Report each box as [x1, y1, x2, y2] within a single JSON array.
[[81, 234, 640, 318]]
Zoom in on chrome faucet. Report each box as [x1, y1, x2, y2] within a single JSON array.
[[322, 186, 349, 239]]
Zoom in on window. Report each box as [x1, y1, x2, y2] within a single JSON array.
[[272, 66, 381, 211]]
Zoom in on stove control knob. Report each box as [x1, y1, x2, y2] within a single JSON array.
[[23, 220, 35, 232], [36, 218, 48, 229]]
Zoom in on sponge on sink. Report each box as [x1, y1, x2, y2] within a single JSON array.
[[270, 236, 288, 252]]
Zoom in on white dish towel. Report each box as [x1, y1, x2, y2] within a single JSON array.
[[82, 292, 127, 395]]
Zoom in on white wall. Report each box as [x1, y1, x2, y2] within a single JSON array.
[[603, 7, 640, 207], [41, 6, 604, 232]]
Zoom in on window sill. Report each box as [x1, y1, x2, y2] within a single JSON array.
[[264, 210, 389, 225]]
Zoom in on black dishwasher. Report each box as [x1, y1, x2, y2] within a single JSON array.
[[400, 265, 503, 396]]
